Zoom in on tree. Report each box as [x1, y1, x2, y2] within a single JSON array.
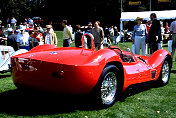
[[1, 0, 176, 27], [0, 0, 46, 24]]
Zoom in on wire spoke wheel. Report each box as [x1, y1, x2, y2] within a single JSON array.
[[156, 57, 171, 86], [161, 60, 170, 84], [101, 72, 117, 105]]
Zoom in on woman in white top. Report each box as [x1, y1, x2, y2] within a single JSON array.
[[132, 17, 148, 55]]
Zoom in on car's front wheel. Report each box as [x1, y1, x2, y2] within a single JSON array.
[[156, 57, 171, 86], [95, 65, 123, 107]]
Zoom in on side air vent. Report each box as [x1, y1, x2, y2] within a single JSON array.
[[151, 71, 156, 79]]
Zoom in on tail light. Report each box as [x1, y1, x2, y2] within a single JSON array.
[[52, 71, 64, 78]]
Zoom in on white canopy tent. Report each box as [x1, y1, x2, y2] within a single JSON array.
[[120, 10, 176, 39]]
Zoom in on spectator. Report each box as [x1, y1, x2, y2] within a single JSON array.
[[28, 30, 34, 49], [62, 20, 72, 47], [165, 22, 169, 34], [28, 18, 34, 28], [68, 24, 73, 39], [132, 17, 148, 56], [114, 26, 119, 45], [0, 27, 7, 45], [38, 24, 44, 33], [86, 22, 93, 49], [168, 37, 172, 54], [32, 27, 43, 48], [109, 26, 114, 44], [7, 18, 11, 28], [159, 21, 164, 49], [148, 13, 162, 54], [169, 18, 176, 61], [48, 25, 54, 33], [15, 30, 20, 35], [145, 20, 152, 37], [104, 26, 111, 44], [16, 26, 30, 50], [91, 21, 104, 50], [145, 20, 152, 54], [82, 26, 88, 49], [28, 18, 33, 24], [7, 28, 18, 51], [11, 17, 17, 29], [75, 25, 83, 47], [43, 25, 57, 46]]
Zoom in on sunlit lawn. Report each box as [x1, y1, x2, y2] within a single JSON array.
[[0, 31, 175, 118]]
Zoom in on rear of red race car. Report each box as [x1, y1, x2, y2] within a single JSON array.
[[11, 48, 105, 94]]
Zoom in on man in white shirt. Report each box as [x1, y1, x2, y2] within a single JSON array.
[[16, 26, 30, 50], [62, 20, 72, 47]]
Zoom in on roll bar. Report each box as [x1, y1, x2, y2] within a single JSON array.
[[81, 33, 95, 51]]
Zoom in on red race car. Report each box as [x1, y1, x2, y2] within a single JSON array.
[[11, 33, 172, 107]]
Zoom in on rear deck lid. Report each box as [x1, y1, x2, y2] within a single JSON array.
[[13, 47, 95, 65]]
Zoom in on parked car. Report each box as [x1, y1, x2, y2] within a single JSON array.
[[11, 33, 172, 107], [0, 45, 28, 73]]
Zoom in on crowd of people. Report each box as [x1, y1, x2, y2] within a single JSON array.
[[0, 17, 57, 51], [0, 17, 120, 51], [71, 21, 119, 50], [132, 13, 176, 61], [0, 15, 176, 61], [72, 21, 105, 50]]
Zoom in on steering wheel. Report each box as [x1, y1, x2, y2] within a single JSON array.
[[81, 33, 95, 51]]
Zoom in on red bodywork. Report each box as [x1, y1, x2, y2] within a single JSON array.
[[11, 34, 172, 94]]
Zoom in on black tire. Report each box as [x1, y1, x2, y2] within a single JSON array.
[[156, 57, 171, 86], [94, 65, 123, 108]]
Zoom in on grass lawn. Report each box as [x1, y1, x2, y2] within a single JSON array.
[[0, 31, 176, 118]]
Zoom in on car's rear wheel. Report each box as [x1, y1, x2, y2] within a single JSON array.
[[101, 71, 117, 105], [156, 57, 171, 86], [95, 65, 123, 107]]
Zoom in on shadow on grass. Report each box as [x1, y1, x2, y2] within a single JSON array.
[[162, 45, 168, 47], [0, 89, 102, 116], [0, 74, 11, 79], [171, 70, 176, 74], [0, 81, 161, 116], [121, 81, 156, 101]]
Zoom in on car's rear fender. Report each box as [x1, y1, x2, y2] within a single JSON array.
[[87, 49, 123, 64], [104, 61, 124, 90], [86, 49, 124, 79], [87, 49, 125, 91]]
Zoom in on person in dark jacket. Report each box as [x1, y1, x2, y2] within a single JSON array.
[[86, 22, 93, 49], [7, 28, 18, 51], [104, 26, 110, 44], [75, 25, 83, 47], [148, 13, 162, 54]]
